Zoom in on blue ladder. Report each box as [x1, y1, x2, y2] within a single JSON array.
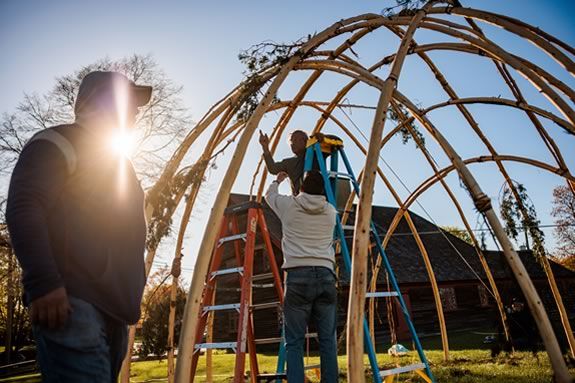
[[302, 135, 435, 383]]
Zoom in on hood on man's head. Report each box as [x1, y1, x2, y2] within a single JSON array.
[[74, 71, 152, 117], [295, 192, 329, 215]]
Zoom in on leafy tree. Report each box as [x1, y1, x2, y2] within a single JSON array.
[[551, 184, 575, 259], [0, 54, 191, 186], [138, 267, 186, 359], [0, 224, 32, 362], [441, 225, 473, 245], [0, 56, 193, 362], [557, 255, 575, 272]]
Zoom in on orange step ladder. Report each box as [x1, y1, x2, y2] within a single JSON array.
[[189, 201, 285, 382]]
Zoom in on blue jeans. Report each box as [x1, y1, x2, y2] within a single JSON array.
[[32, 296, 128, 382], [284, 266, 338, 383]]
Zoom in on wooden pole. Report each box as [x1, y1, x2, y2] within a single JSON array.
[[175, 16, 372, 380], [167, 255, 182, 383], [347, 7, 430, 381], [175, 53, 301, 383], [127, 7, 575, 382], [430, 6, 575, 75], [347, 88, 389, 383], [166, 105, 239, 382], [392, 89, 573, 383], [295, 35, 575, 377], [205, 290, 215, 382], [120, 245, 157, 383]]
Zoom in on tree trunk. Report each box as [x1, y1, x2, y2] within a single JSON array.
[[119, 246, 158, 383], [5, 251, 14, 363]]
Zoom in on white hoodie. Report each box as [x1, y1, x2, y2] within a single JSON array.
[[265, 181, 337, 271]]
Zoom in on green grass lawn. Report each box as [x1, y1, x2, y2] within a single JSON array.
[[3, 330, 574, 382], [129, 330, 575, 382], [130, 349, 573, 382]]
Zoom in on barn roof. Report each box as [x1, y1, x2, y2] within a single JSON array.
[[228, 194, 575, 284]]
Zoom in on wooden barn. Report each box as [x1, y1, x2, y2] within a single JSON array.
[[208, 194, 575, 350]]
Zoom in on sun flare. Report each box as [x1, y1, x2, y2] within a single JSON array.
[[110, 131, 135, 158]]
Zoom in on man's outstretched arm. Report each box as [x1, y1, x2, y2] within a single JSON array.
[[259, 130, 287, 175], [264, 172, 292, 219]]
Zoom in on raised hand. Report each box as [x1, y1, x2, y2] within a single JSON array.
[[259, 130, 270, 149], [276, 171, 289, 184]]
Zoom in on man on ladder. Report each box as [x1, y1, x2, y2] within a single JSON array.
[[259, 129, 308, 195], [265, 170, 339, 383]]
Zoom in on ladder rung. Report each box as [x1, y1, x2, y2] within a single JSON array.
[[218, 233, 247, 246], [253, 333, 316, 345], [253, 283, 274, 289], [251, 301, 280, 310], [304, 364, 321, 370], [224, 201, 261, 215], [379, 363, 426, 377], [211, 267, 244, 278], [366, 291, 399, 298], [253, 273, 273, 281], [306, 332, 318, 339], [195, 342, 237, 350], [216, 287, 241, 292], [328, 171, 352, 179], [203, 303, 240, 312], [341, 224, 375, 233], [254, 337, 282, 345]]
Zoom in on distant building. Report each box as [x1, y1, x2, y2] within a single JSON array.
[[209, 194, 575, 350]]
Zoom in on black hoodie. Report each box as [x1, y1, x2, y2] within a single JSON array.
[[6, 75, 147, 324]]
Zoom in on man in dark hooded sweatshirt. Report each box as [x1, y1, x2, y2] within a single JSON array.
[[259, 129, 308, 195], [6, 71, 150, 382]]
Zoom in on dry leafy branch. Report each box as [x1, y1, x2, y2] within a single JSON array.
[[499, 181, 546, 261]]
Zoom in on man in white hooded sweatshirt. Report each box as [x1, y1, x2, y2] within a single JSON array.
[[265, 169, 338, 383]]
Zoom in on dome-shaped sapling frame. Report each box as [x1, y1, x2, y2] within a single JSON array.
[[122, 1, 575, 382]]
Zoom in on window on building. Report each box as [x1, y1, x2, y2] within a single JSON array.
[[439, 287, 457, 312], [478, 285, 490, 307]]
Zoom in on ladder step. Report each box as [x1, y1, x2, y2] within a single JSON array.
[[306, 332, 318, 339], [251, 301, 280, 310], [341, 224, 374, 232], [210, 267, 244, 278], [224, 201, 261, 215], [366, 291, 399, 298], [203, 303, 241, 312], [254, 332, 317, 345], [253, 283, 274, 289], [195, 342, 237, 350], [253, 273, 273, 281], [218, 233, 247, 246], [304, 364, 321, 370], [216, 287, 242, 292], [254, 337, 282, 345], [379, 363, 426, 377], [328, 171, 352, 179]]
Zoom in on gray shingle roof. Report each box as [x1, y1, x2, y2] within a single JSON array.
[[228, 194, 575, 284]]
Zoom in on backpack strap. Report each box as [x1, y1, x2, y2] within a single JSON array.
[[24, 129, 77, 175]]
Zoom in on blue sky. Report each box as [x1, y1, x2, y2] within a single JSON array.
[[1, 0, 574, 279]]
